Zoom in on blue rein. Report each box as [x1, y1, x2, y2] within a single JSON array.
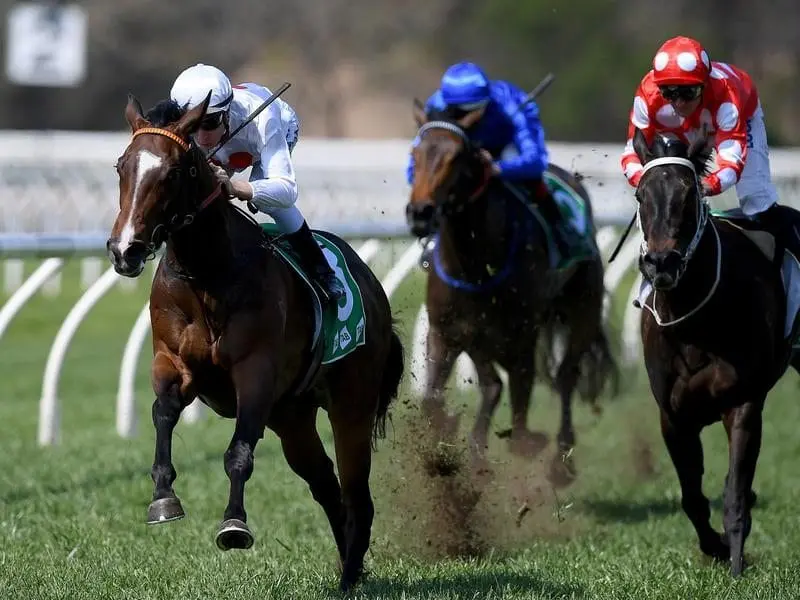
[[432, 218, 526, 293]]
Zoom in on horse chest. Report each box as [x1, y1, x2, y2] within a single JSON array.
[[665, 348, 738, 419]]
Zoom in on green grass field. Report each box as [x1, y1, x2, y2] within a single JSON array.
[[1, 255, 799, 600]]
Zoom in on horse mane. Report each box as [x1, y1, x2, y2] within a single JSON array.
[[427, 106, 460, 122], [636, 130, 714, 177], [145, 99, 186, 127]]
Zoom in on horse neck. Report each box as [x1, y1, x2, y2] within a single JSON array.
[[437, 189, 515, 276], [166, 200, 243, 279]]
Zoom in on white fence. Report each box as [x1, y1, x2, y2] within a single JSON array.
[[5, 130, 800, 240], [1, 132, 798, 445]]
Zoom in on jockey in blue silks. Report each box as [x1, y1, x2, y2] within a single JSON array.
[[407, 61, 573, 258]]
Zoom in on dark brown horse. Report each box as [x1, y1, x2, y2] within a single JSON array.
[[105, 93, 404, 591], [633, 129, 800, 575], [405, 105, 617, 483]]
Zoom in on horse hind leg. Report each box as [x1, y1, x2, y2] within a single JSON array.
[[548, 347, 581, 487], [273, 402, 347, 565]]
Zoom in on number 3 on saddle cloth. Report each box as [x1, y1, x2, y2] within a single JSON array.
[[259, 223, 367, 392], [419, 167, 598, 273]]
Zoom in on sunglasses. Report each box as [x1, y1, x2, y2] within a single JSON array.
[[198, 112, 225, 131], [659, 85, 703, 102]]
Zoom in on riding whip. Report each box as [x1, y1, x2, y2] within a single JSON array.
[[208, 81, 292, 159], [607, 211, 637, 263]]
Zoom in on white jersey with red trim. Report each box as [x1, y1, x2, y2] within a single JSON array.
[[621, 62, 759, 196], [212, 82, 301, 209]]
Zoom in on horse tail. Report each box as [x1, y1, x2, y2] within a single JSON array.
[[374, 324, 405, 447], [576, 328, 620, 412]]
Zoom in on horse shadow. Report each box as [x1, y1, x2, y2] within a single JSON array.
[[357, 568, 585, 600], [582, 493, 769, 525]]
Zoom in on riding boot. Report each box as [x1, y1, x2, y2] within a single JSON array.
[[284, 221, 346, 303], [759, 204, 800, 262], [527, 181, 572, 262]]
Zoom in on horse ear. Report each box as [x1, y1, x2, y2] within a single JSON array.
[[632, 128, 652, 165], [457, 108, 483, 130], [174, 90, 212, 137], [412, 98, 427, 128], [125, 94, 148, 133]]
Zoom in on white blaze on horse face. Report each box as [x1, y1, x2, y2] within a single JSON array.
[[118, 150, 163, 255]]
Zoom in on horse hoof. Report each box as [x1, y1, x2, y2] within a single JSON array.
[[338, 566, 364, 592], [215, 519, 254, 551], [700, 533, 730, 562], [146, 497, 185, 524]]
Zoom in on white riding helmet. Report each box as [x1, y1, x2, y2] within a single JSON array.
[[170, 63, 233, 114]]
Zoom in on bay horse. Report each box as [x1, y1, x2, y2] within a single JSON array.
[[405, 104, 617, 483], [105, 93, 404, 591], [633, 128, 800, 576]]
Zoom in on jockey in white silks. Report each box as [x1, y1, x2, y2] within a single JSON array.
[[170, 63, 344, 301]]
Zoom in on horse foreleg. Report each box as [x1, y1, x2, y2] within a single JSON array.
[[467, 353, 503, 459], [421, 324, 460, 441], [661, 409, 730, 562], [216, 354, 274, 551], [147, 350, 192, 524], [722, 401, 764, 577]]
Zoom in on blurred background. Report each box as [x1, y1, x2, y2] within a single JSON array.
[[0, 0, 798, 143]]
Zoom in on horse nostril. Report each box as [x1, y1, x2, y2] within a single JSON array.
[[106, 238, 121, 265], [406, 203, 434, 221], [123, 241, 148, 263], [642, 252, 659, 266]]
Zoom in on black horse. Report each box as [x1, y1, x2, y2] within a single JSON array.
[[633, 128, 800, 576]]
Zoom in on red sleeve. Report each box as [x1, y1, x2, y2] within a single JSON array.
[[621, 77, 656, 188], [702, 84, 749, 196]]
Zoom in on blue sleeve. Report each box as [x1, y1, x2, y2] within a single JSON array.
[[494, 82, 549, 180], [407, 91, 446, 185]]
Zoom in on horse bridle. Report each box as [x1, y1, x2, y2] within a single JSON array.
[[637, 156, 709, 283], [636, 155, 721, 326], [128, 127, 223, 256]]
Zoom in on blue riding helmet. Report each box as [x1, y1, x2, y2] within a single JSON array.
[[440, 62, 491, 108]]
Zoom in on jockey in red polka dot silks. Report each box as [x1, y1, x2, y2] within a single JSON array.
[[621, 35, 800, 259]]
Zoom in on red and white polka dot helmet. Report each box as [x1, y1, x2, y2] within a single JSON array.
[[652, 36, 711, 86]]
